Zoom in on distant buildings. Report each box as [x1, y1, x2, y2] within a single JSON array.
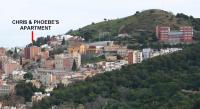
[[86, 46, 103, 55], [103, 41, 127, 56], [24, 46, 49, 61], [117, 49, 129, 57], [32, 92, 50, 102], [103, 60, 128, 72], [68, 43, 86, 54], [55, 54, 73, 71], [12, 70, 27, 81], [156, 26, 193, 44], [160, 48, 182, 55], [0, 48, 6, 56], [54, 52, 81, 71], [40, 73, 56, 86], [39, 51, 49, 59], [142, 48, 182, 60], [24, 46, 41, 60], [142, 48, 153, 60], [2, 59, 21, 74], [128, 50, 143, 64], [0, 83, 15, 96], [40, 58, 55, 69], [0, 48, 22, 75], [105, 55, 117, 62]]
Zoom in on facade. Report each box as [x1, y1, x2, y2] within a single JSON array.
[[2, 60, 21, 74], [12, 70, 27, 81], [55, 54, 73, 71], [0, 48, 6, 56], [159, 48, 182, 55], [86, 46, 103, 55], [68, 43, 86, 54], [24, 46, 41, 60], [54, 52, 81, 71], [37, 73, 57, 86], [117, 49, 129, 57], [0, 84, 15, 96], [39, 51, 49, 59], [142, 48, 153, 60], [103, 60, 128, 72], [128, 50, 143, 64], [104, 45, 127, 56], [0, 56, 8, 69], [40, 73, 53, 86], [156, 26, 193, 44], [40, 58, 55, 69], [105, 55, 117, 62], [32, 92, 50, 102]]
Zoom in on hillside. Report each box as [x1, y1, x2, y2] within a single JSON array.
[[33, 42, 200, 109], [67, 9, 200, 48]]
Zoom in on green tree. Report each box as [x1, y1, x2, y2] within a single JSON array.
[[16, 82, 45, 102], [61, 37, 66, 45], [72, 59, 77, 71], [13, 47, 19, 59], [14, 47, 17, 54], [33, 40, 36, 46], [20, 56, 23, 65], [33, 43, 200, 109], [24, 72, 33, 80], [15, 82, 36, 101], [6, 50, 13, 56]]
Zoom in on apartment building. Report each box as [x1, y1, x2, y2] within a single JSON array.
[[0, 48, 6, 56], [156, 26, 193, 44], [24, 46, 41, 60], [68, 42, 86, 54], [86, 46, 103, 55], [142, 48, 153, 60], [2, 59, 21, 74], [55, 53, 81, 70], [128, 50, 143, 64], [0, 84, 15, 96], [55, 54, 73, 71]]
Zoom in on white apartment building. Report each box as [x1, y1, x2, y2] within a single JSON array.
[[142, 48, 153, 60]]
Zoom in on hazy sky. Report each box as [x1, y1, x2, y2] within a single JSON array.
[[0, 0, 199, 48]]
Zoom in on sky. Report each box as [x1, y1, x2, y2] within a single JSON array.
[[0, 0, 199, 48]]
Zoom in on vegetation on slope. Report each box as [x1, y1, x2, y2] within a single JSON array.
[[33, 43, 200, 109], [15, 82, 45, 102], [67, 9, 200, 48]]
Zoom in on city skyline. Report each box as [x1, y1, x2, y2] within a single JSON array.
[[0, 0, 199, 48]]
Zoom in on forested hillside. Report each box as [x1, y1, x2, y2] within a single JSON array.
[[67, 9, 200, 48], [33, 43, 200, 109]]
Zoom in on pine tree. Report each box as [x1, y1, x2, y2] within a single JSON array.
[[20, 56, 22, 65], [14, 47, 17, 54], [72, 59, 77, 71], [61, 37, 66, 45], [33, 40, 36, 46], [13, 47, 19, 59]]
